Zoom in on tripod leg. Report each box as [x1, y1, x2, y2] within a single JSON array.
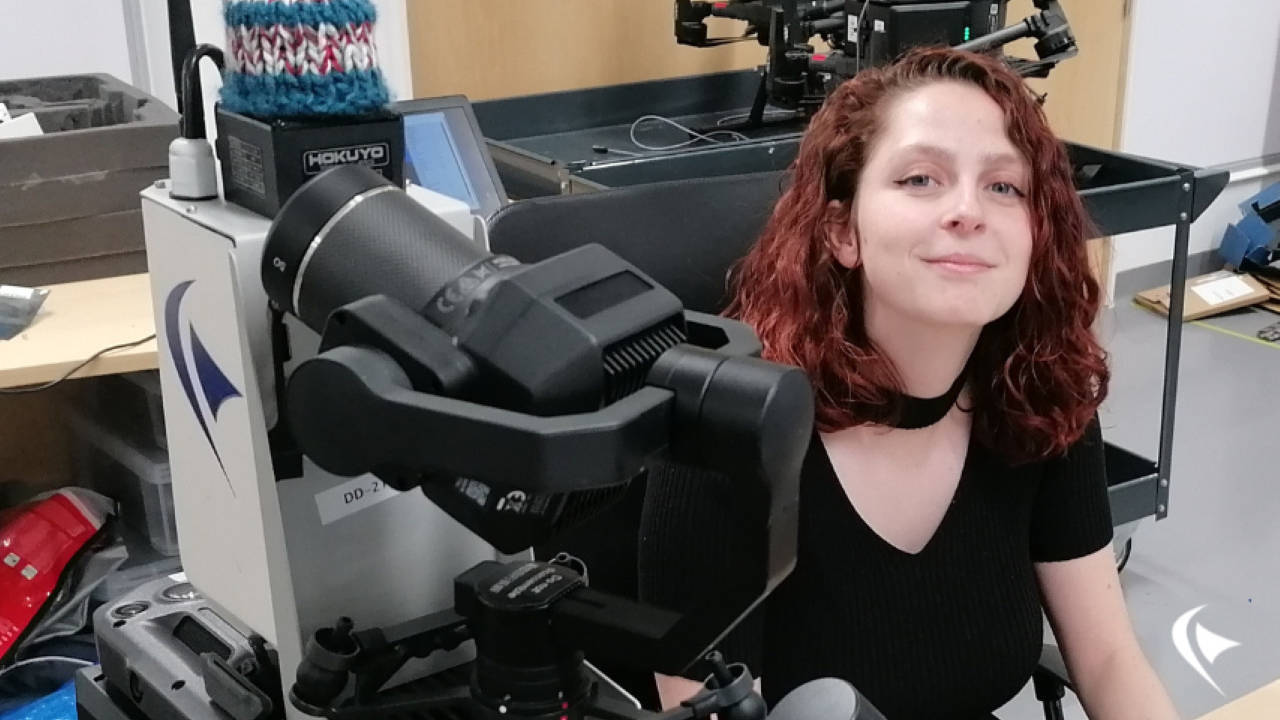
[[690, 70, 773, 137], [745, 70, 769, 130]]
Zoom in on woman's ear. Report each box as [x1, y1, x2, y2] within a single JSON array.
[[824, 199, 860, 269]]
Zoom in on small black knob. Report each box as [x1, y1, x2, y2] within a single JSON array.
[[293, 618, 359, 707], [701, 653, 767, 720], [706, 652, 735, 689], [322, 617, 357, 654]]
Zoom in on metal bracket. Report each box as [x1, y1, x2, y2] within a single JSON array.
[[1153, 171, 1197, 520]]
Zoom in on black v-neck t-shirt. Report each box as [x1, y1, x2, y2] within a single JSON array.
[[638, 419, 1114, 719]]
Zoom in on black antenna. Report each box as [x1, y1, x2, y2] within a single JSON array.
[[168, 0, 197, 114]]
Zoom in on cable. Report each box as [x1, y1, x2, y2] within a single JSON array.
[[0, 655, 95, 679], [0, 334, 157, 395], [180, 44, 225, 141], [629, 114, 750, 152], [716, 109, 801, 126]]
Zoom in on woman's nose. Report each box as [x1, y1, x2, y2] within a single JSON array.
[[941, 189, 986, 234]]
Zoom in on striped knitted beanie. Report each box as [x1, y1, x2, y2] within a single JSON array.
[[221, 0, 390, 118]]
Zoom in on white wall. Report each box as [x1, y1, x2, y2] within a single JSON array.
[[1113, 0, 1280, 273], [0, 1, 412, 115], [0, 2, 135, 84]]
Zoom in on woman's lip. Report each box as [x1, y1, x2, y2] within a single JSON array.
[[925, 254, 994, 267], [925, 259, 993, 274]]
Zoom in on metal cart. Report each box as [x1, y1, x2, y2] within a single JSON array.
[[473, 69, 1229, 551]]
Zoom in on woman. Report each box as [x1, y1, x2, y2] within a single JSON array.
[[640, 47, 1180, 719]]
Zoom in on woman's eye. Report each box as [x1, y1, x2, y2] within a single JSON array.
[[991, 181, 1025, 197], [896, 175, 935, 188]]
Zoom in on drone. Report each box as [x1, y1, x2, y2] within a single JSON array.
[[675, 0, 1077, 127]]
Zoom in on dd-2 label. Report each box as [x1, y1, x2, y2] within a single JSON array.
[[315, 477, 401, 525]]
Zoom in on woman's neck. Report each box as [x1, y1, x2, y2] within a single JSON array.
[[865, 304, 981, 398]]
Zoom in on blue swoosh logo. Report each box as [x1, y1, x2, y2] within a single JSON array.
[[165, 281, 242, 494]]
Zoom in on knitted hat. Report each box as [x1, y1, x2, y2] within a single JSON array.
[[221, 0, 390, 118]]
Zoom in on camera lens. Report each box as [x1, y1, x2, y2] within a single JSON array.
[[263, 164, 507, 332]]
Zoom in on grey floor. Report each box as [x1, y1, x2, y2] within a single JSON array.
[[997, 295, 1280, 719]]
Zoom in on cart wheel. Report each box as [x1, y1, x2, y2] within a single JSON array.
[[1115, 538, 1133, 572]]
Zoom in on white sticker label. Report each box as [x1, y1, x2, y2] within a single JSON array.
[[0, 112, 43, 140], [1191, 275, 1255, 306], [0, 285, 36, 301], [315, 476, 402, 525], [874, 19, 886, 32]]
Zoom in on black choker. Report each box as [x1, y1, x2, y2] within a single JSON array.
[[892, 371, 968, 430]]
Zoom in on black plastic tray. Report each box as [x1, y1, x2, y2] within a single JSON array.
[[474, 70, 1227, 236]]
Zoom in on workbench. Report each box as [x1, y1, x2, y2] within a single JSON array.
[[0, 273, 157, 390], [1197, 678, 1280, 719]]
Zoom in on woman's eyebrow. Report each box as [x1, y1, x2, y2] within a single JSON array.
[[894, 143, 1025, 170], [983, 151, 1026, 170], [895, 143, 953, 163]]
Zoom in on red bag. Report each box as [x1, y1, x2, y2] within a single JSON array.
[[0, 489, 112, 663]]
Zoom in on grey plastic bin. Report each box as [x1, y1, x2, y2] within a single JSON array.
[[68, 410, 179, 557], [0, 74, 177, 285]]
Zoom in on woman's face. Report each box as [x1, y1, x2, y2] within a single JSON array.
[[831, 81, 1034, 330]]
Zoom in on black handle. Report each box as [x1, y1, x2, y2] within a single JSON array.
[[180, 44, 225, 139]]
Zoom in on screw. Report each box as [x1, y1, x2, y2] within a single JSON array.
[[1182, 182, 1191, 192], [1158, 504, 1167, 514], [185, 205, 197, 214], [1160, 479, 1169, 488], [1179, 212, 1188, 222]]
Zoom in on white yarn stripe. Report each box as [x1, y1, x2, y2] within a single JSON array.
[[228, 22, 379, 76]]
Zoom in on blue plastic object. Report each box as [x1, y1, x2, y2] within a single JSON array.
[[1220, 181, 1280, 269], [0, 680, 76, 720]]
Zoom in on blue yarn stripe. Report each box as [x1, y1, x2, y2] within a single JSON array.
[[220, 69, 390, 117], [224, 0, 376, 29]]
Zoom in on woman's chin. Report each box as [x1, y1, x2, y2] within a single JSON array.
[[911, 299, 1011, 329]]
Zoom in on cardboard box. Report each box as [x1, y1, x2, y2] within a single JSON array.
[[1252, 272, 1280, 315], [1135, 270, 1270, 321]]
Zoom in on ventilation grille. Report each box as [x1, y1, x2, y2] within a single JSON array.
[[601, 320, 686, 405]]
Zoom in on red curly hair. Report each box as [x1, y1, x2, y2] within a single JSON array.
[[726, 47, 1108, 463]]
